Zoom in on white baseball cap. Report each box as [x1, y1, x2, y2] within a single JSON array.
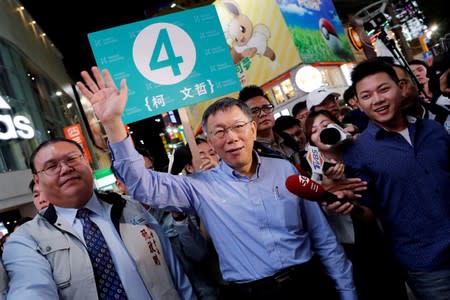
[[306, 87, 340, 111]]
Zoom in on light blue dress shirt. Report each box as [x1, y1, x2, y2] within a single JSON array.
[[55, 193, 151, 300], [3, 192, 195, 299], [111, 137, 357, 300]]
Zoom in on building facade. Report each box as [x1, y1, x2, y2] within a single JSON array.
[[0, 0, 98, 231]]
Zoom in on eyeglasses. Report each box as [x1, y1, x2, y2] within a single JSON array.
[[36, 154, 84, 176], [250, 104, 274, 117], [210, 121, 252, 139]]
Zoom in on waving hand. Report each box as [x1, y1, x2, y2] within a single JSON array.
[[76, 67, 128, 142]]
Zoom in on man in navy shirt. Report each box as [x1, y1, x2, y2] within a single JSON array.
[[343, 59, 450, 300]]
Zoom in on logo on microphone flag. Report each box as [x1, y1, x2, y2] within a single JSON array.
[[306, 146, 325, 174]]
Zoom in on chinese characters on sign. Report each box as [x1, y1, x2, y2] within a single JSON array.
[[88, 5, 240, 124], [144, 79, 215, 112]]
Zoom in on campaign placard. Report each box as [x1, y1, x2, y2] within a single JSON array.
[[88, 5, 240, 124]]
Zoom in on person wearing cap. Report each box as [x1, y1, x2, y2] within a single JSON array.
[[306, 87, 341, 120], [307, 87, 361, 136]]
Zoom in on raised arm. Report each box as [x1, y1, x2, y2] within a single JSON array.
[[76, 67, 128, 143]]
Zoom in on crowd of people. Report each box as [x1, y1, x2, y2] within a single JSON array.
[[0, 55, 448, 300]]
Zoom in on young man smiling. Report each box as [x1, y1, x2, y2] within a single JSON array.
[[343, 59, 450, 300]]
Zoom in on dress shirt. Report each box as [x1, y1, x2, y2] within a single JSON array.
[[344, 118, 450, 271], [55, 193, 151, 300], [110, 136, 357, 300], [3, 192, 193, 299]]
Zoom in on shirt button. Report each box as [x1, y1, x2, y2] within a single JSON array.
[[46, 246, 51, 251]]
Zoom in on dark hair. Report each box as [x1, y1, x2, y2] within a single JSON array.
[[370, 56, 411, 78], [273, 116, 300, 134], [408, 59, 430, 77], [342, 86, 355, 105], [29, 138, 84, 174], [194, 137, 207, 145], [135, 147, 154, 162], [28, 179, 35, 192], [238, 85, 270, 103], [170, 137, 209, 175], [304, 110, 342, 145], [171, 145, 192, 175], [291, 101, 307, 117], [375, 56, 395, 65], [409, 59, 444, 97], [351, 58, 400, 98], [201, 97, 253, 134]]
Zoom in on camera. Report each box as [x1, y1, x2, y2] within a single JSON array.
[[319, 123, 352, 148]]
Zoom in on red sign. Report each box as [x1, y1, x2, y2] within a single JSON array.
[[63, 123, 92, 163]]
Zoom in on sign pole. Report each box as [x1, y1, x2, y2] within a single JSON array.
[[178, 107, 201, 171]]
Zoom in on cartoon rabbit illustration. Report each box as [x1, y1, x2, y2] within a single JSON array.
[[223, 0, 276, 64]]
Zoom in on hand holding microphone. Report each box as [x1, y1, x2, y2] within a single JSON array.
[[285, 174, 361, 215], [323, 160, 345, 180], [285, 174, 355, 204]]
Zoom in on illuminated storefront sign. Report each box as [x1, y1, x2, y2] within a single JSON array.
[[0, 96, 35, 140]]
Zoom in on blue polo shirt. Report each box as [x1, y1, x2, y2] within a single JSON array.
[[344, 118, 450, 271]]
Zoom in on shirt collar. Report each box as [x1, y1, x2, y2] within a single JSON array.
[[218, 150, 262, 179], [54, 192, 106, 225], [366, 117, 418, 139]]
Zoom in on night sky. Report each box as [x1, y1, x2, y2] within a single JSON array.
[[19, 0, 447, 82], [19, 0, 151, 81]]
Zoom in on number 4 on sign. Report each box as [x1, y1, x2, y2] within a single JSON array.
[[150, 28, 184, 76]]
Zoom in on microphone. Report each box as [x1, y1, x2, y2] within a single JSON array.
[[285, 174, 354, 204], [319, 124, 352, 147]]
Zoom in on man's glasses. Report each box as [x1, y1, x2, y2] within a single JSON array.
[[36, 154, 84, 176], [250, 104, 274, 117], [210, 121, 252, 139]]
